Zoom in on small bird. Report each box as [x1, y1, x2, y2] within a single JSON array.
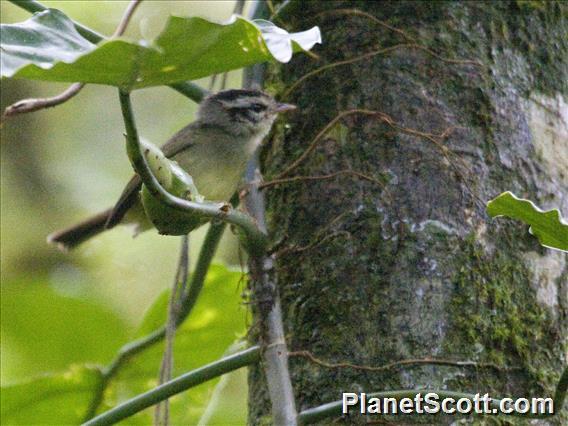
[[48, 89, 296, 250]]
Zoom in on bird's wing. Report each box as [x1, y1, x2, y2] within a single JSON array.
[[105, 124, 198, 228], [161, 123, 196, 157]]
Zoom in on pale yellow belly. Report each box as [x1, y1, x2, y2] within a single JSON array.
[[173, 145, 249, 202]]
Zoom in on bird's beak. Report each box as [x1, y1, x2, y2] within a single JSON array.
[[273, 103, 297, 113]]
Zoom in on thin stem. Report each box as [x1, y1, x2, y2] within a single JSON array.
[[178, 220, 227, 321], [282, 43, 480, 99], [169, 82, 208, 103], [7, 0, 208, 104], [112, 0, 142, 38], [118, 90, 267, 256], [83, 347, 261, 426], [2, 83, 85, 118], [82, 330, 164, 421], [248, 250, 297, 426], [155, 235, 189, 425], [289, 350, 521, 373], [243, 9, 297, 421]]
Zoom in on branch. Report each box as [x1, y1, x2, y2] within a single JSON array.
[[2, 83, 85, 118], [297, 366, 568, 424], [83, 346, 261, 426], [6, 0, 208, 105], [248, 252, 298, 425], [316, 8, 416, 42], [169, 82, 207, 103], [118, 90, 267, 256], [243, 35, 297, 426]]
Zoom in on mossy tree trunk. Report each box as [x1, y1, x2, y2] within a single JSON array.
[[249, 1, 567, 423]]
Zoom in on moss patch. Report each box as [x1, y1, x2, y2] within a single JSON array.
[[443, 235, 565, 423]]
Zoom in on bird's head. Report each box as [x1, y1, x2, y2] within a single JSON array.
[[197, 89, 296, 137]]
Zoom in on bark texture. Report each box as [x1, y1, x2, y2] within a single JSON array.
[[249, 1, 567, 424]]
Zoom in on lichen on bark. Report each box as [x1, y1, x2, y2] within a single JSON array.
[[249, 1, 567, 424]]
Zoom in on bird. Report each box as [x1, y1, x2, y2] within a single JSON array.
[[47, 89, 296, 251]]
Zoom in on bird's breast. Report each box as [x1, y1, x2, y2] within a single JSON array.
[[172, 136, 255, 202]]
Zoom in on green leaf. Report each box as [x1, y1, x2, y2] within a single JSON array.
[[1, 365, 102, 425], [1, 9, 321, 89], [104, 264, 247, 424], [487, 191, 568, 252], [1, 277, 130, 382]]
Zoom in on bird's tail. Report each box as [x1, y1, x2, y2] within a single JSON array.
[[47, 209, 113, 251]]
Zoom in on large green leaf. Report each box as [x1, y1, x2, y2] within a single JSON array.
[[487, 191, 568, 252], [1, 365, 102, 425], [1, 277, 130, 382], [1, 9, 321, 89], [103, 264, 248, 424]]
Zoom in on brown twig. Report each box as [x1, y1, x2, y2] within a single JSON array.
[[318, 8, 483, 70], [275, 109, 457, 179], [274, 231, 351, 258], [282, 45, 407, 99], [289, 350, 521, 373], [316, 8, 416, 42], [261, 170, 387, 191], [2, 0, 142, 120], [2, 83, 86, 118], [283, 43, 482, 99], [273, 108, 489, 211], [275, 110, 384, 179], [261, 169, 397, 215]]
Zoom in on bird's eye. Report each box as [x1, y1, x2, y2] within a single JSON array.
[[249, 103, 266, 113]]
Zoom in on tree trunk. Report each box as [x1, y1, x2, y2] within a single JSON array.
[[249, 1, 567, 424]]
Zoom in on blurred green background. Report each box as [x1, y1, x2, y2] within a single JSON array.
[[1, 1, 252, 424]]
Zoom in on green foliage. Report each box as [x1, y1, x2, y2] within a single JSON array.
[[0, 265, 246, 425], [1, 366, 102, 425], [0, 9, 321, 89], [103, 264, 247, 424], [0, 278, 130, 380], [487, 191, 568, 252]]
